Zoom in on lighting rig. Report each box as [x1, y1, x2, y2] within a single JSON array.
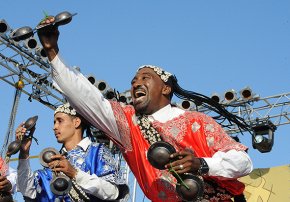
[[251, 119, 276, 153], [1, 16, 290, 155], [0, 17, 65, 110]]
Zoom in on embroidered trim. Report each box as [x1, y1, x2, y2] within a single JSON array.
[[109, 101, 132, 151], [138, 65, 173, 82], [137, 115, 162, 145], [69, 180, 90, 202], [54, 103, 77, 116]]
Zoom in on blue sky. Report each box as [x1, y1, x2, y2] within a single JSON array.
[[1, 1, 290, 201]]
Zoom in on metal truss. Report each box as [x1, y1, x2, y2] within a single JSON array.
[[0, 35, 66, 110], [223, 93, 290, 134]]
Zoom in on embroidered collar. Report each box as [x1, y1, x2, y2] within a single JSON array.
[[149, 104, 184, 123], [61, 137, 91, 153]]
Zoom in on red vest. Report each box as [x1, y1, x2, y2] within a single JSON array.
[[110, 102, 246, 202]]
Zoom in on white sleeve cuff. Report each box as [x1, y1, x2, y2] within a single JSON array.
[[204, 150, 253, 179]]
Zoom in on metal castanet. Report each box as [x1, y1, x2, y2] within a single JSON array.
[[11, 11, 77, 41], [147, 141, 204, 202], [147, 141, 176, 170], [39, 147, 72, 196], [50, 174, 72, 196], [39, 147, 60, 168], [175, 174, 204, 202], [6, 115, 38, 158]]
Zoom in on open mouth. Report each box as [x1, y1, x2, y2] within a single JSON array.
[[134, 89, 146, 98], [133, 88, 147, 104]]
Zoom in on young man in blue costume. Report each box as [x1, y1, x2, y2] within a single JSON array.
[[16, 103, 128, 201]]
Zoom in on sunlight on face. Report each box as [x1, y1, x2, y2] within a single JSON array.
[[53, 113, 77, 143]]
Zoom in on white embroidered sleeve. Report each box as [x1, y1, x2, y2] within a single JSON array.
[[75, 169, 119, 200], [50, 55, 121, 144], [204, 150, 253, 179], [17, 159, 37, 199]]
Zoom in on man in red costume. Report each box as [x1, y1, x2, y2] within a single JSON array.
[[37, 16, 252, 201]]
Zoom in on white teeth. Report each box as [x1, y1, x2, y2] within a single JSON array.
[[135, 90, 146, 98]]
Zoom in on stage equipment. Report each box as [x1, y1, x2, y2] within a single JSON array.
[[210, 93, 222, 104], [223, 89, 237, 104], [24, 36, 38, 50], [10, 11, 77, 41], [0, 19, 10, 35], [35, 47, 47, 61], [122, 90, 132, 104], [180, 100, 195, 110], [95, 80, 109, 93], [86, 75, 97, 85], [147, 141, 204, 201], [104, 88, 116, 100], [252, 119, 276, 153], [39, 147, 72, 196], [239, 86, 259, 101], [118, 93, 128, 103]]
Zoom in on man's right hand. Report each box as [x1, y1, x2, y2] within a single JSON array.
[[37, 16, 60, 61]]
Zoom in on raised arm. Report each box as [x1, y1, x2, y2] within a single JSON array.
[[16, 123, 37, 199], [37, 17, 122, 145]]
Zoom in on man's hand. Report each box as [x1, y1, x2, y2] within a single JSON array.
[[165, 150, 201, 174], [37, 16, 60, 60], [0, 176, 12, 192], [15, 123, 35, 159], [48, 154, 77, 179]]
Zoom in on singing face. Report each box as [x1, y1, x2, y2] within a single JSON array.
[[130, 67, 171, 115], [53, 112, 79, 143]]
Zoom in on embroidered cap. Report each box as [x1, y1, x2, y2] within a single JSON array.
[[54, 103, 77, 116], [138, 65, 173, 83]]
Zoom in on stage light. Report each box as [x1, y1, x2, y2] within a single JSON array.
[[24, 36, 38, 50], [104, 88, 116, 100], [86, 75, 97, 85], [252, 119, 276, 153], [0, 19, 10, 35], [223, 89, 237, 104], [35, 47, 47, 61], [118, 93, 127, 103], [239, 86, 253, 101], [180, 100, 195, 110], [95, 80, 109, 93], [210, 93, 222, 104], [122, 90, 132, 104]]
